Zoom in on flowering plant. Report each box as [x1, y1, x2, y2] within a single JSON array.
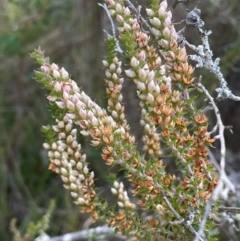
[[30, 0, 237, 240]]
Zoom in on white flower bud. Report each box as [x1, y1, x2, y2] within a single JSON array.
[[43, 143, 50, 150], [53, 70, 60, 78], [61, 167, 68, 175], [123, 22, 131, 31], [117, 201, 124, 208], [47, 96, 57, 102], [102, 60, 109, 67], [124, 7, 130, 16], [48, 151, 53, 158], [77, 197, 85, 204], [111, 188, 117, 195], [69, 176, 77, 183], [160, 0, 168, 11], [58, 132, 66, 139], [51, 63, 59, 70], [137, 81, 146, 91], [66, 100, 75, 110], [72, 140, 78, 148], [113, 181, 119, 189], [138, 69, 147, 80], [65, 123, 72, 132], [130, 56, 139, 68], [60, 67, 69, 79], [150, 17, 161, 27], [146, 8, 155, 17], [147, 93, 154, 103], [67, 135, 73, 143], [148, 80, 155, 92], [56, 101, 65, 109], [164, 17, 172, 27], [70, 192, 78, 198], [79, 174, 85, 180], [116, 3, 123, 12], [80, 130, 89, 136], [41, 65, 50, 73], [75, 151, 81, 159], [83, 165, 89, 174], [61, 176, 68, 183], [58, 121, 65, 129], [54, 151, 60, 158], [162, 27, 170, 37], [109, 63, 116, 71], [151, 27, 161, 37], [116, 14, 124, 22], [147, 70, 155, 80], [77, 162, 83, 170]]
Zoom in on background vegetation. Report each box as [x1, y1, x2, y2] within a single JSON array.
[[1, 0, 240, 240]]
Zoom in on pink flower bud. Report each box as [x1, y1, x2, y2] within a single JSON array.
[[160, 0, 168, 11], [41, 65, 50, 73], [66, 100, 75, 110], [164, 17, 172, 27], [108, 0, 114, 6], [124, 7, 130, 16], [105, 70, 112, 78], [147, 93, 154, 103], [158, 6, 165, 17], [63, 90, 70, 101], [116, 3, 123, 12], [54, 82, 62, 92], [56, 101, 65, 109], [117, 14, 124, 22], [138, 50, 146, 61]]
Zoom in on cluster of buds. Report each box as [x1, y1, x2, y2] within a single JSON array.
[[111, 181, 136, 210], [42, 116, 98, 219], [31, 0, 220, 239]]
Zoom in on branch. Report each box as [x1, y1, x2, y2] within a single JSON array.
[[35, 226, 132, 241]]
